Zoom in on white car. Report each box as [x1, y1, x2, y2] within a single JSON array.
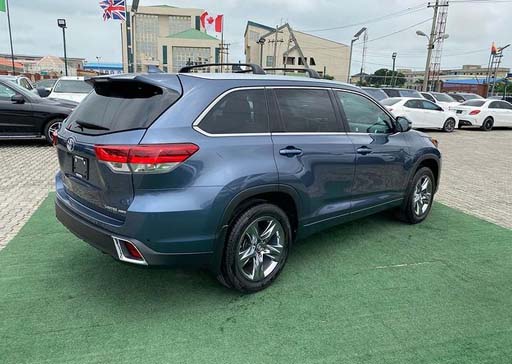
[[48, 76, 92, 103], [381, 97, 459, 132], [421, 92, 460, 109], [454, 99, 512, 131]]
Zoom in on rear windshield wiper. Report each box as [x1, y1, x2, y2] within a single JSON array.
[[74, 120, 110, 131]]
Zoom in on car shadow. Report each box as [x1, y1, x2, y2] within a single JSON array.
[[0, 139, 50, 147]]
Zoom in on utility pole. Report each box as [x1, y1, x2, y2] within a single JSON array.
[[422, 0, 449, 91], [392, 52, 397, 87], [6, 0, 16, 75], [268, 25, 283, 68]]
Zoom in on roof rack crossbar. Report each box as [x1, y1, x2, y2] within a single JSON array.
[[179, 63, 266, 75], [264, 67, 321, 79]]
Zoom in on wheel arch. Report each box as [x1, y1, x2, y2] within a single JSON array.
[[211, 184, 301, 273], [412, 155, 441, 192], [41, 114, 67, 134]]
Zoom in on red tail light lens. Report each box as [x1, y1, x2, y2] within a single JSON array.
[[94, 144, 199, 173], [469, 110, 481, 115], [124, 241, 143, 260], [52, 131, 58, 146]]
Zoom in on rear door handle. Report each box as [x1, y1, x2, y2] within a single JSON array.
[[279, 146, 303, 157], [356, 146, 372, 155]]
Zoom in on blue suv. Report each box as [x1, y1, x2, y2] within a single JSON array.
[[55, 67, 441, 292]]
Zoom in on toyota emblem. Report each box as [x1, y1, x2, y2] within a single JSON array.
[[66, 137, 76, 152]]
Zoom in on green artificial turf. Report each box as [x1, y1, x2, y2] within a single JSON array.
[[1, 194, 511, 364]]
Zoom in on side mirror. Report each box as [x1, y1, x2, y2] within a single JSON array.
[[396, 116, 412, 132], [37, 87, 51, 98], [11, 94, 25, 104]]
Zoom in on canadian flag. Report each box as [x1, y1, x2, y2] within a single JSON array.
[[200, 11, 223, 33]]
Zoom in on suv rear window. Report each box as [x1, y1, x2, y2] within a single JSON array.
[[198, 89, 269, 134], [66, 80, 180, 135]]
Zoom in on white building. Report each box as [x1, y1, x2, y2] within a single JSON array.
[[244, 21, 350, 80]]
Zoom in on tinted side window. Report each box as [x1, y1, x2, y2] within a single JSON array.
[[199, 89, 269, 134], [274, 89, 340, 132], [422, 100, 442, 111], [337, 91, 393, 134], [405, 100, 423, 109], [0, 83, 16, 100], [422, 93, 435, 102], [489, 101, 501, 109], [500, 101, 512, 110]]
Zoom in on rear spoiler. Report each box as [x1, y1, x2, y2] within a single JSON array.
[[86, 74, 182, 95], [264, 68, 321, 79]]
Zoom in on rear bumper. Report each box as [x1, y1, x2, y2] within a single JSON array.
[[55, 196, 213, 268]]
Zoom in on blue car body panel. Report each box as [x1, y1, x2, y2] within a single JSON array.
[[54, 73, 441, 271]]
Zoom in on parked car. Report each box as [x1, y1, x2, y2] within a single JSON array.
[[454, 99, 512, 131], [381, 87, 424, 98], [0, 79, 77, 143], [421, 92, 460, 109], [35, 78, 58, 98], [55, 71, 441, 292], [361, 87, 388, 101], [381, 97, 458, 132], [447, 92, 483, 103], [48, 76, 93, 103], [0, 75, 38, 95]]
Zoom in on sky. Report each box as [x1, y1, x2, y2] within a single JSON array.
[[0, 0, 511, 73]]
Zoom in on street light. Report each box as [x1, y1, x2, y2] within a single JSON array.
[[391, 52, 397, 87], [57, 19, 68, 76], [417, 29, 449, 91], [347, 27, 367, 83], [257, 37, 266, 67]]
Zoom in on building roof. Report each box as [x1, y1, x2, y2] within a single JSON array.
[[244, 21, 275, 37], [0, 57, 23, 69], [83, 62, 123, 70], [167, 29, 218, 41]]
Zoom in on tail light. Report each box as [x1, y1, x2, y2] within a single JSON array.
[[94, 144, 199, 173], [469, 110, 481, 115]]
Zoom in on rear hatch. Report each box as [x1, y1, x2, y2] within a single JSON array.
[[56, 75, 182, 221]]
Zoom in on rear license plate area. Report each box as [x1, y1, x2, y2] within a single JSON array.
[[72, 155, 89, 179]]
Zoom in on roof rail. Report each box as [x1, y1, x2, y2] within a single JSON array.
[[179, 63, 266, 75], [264, 67, 321, 79]]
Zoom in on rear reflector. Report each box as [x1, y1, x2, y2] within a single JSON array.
[[124, 241, 143, 260], [94, 144, 199, 173], [469, 110, 481, 115], [52, 131, 58, 146]]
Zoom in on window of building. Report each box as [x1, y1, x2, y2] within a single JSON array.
[[336, 91, 393, 134], [172, 46, 211, 72], [249, 30, 260, 42], [274, 89, 340, 133], [198, 89, 269, 134], [266, 56, 274, 67], [282, 57, 295, 65], [310, 57, 316, 66], [162, 45, 168, 65], [135, 14, 159, 67], [298, 57, 307, 66], [169, 15, 191, 35]]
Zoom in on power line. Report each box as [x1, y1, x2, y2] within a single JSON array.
[[298, 2, 427, 32]]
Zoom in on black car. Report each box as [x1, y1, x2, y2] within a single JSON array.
[[0, 79, 77, 143]]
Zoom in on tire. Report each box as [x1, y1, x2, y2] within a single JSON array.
[[218, 203, 292, 293], [397, 167, 435, 224], [480, 117, 493, 131], [43, 118, 63, 144], [442, 118, 456, 132]]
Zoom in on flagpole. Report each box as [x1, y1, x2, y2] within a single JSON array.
[[6, 0, 15, 75], [220, 16, 224, 73]]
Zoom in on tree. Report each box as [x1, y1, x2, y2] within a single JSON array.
[[368, 68, 406, 87]]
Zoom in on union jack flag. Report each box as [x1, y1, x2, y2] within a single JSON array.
[[99, 0, 126, 21]]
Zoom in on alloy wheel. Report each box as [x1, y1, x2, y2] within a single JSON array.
[[48, 121, 62, 137], [444, 119, 455, 132], [236, 216, 285, 282], [412, 175, 433, 217]]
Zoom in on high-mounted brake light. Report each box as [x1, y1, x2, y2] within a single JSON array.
[[94, 144, 199, 173], [469, 110, 481, 115]]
